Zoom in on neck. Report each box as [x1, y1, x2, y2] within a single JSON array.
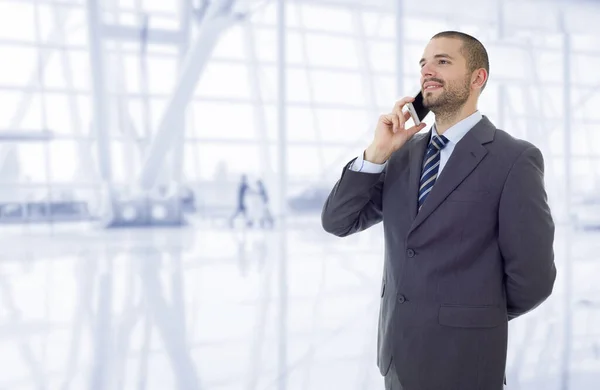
[[434, 100, 478, 135]]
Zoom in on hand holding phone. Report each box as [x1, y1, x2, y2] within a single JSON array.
[[365, 96, 428, 164], [406, 91, 430, 126]]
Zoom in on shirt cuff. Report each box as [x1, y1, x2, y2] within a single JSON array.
[[349, 151, 387, 173]]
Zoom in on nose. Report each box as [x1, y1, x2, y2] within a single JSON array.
[[420, 62, 435, 78]]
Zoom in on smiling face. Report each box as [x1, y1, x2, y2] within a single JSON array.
[[419, 37, 474, 113]]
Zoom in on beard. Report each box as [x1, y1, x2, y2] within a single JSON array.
[[423, 75, 470, 115]]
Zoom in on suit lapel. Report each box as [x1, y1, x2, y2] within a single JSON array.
[[408, 130, 433, 222], [408, 116, 496, 233]]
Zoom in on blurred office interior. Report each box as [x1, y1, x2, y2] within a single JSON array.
[[0, 0, 599, 389]]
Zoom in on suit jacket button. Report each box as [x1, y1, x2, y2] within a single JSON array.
[[407, 249, 415, 258], [398, 295, 406, 303]]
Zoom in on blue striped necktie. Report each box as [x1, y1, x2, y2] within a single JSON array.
[[418, 134, 449, 211]]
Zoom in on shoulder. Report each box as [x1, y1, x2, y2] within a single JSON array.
[[492, 128, 533, 150], [490, 128, 542, 163], [489, 129, 547, 186]]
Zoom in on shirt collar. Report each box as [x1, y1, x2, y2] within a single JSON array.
[[431, 110, 483, 145]]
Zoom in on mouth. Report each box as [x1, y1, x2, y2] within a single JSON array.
[[424, 85, 442, 91]]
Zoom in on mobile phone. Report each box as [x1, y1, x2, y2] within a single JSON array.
[[406, 91, 430, 126]]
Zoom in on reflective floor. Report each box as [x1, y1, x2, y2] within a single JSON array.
[[0, 218, 599, 389]]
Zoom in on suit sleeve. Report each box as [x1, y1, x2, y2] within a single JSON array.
[[498, 146, 557, 321], [349, 151, 388, 173], [321, 158, 386, 237]]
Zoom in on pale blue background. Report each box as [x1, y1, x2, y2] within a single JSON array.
[[0, 0, 599, 389]]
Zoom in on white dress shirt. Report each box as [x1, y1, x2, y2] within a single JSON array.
[[349, 111, 483, 174]]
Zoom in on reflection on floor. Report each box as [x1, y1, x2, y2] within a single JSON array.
[[0, 220, 599, 389]]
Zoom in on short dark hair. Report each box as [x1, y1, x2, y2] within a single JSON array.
[[431, 31, 489, 92]]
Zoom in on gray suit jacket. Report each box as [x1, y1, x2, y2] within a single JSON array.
[[321, 116, 556, 390]]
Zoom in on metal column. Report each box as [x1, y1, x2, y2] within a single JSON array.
[[276, 0, 288, 389], [172, 0, 193, 186], [86, 0, 113, 184], [395, 0, 404, 97], [138, 1, 238, 191], [497, 0, 506, 131], [560, 12, 573, 390]]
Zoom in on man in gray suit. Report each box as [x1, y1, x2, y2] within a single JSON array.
[[321, 31, 556, 389]]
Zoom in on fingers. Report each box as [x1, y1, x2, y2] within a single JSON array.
[[406, 122, 427, 137], [391, 114, 398, 133], [392, 96, 415, 113], [382, 94, 424, 135], [395, 107, 405, 133], [390, 97, 414, 133], [380, 114, 395, 129]]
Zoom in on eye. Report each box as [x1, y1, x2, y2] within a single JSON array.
[[439, 59, 449, 64]]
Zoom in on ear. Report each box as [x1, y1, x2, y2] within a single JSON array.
[[472, 68, 487, 90]]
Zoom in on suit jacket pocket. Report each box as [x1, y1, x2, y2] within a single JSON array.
[[438, 304, 505, 328], [446, 189, 489, 203]]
